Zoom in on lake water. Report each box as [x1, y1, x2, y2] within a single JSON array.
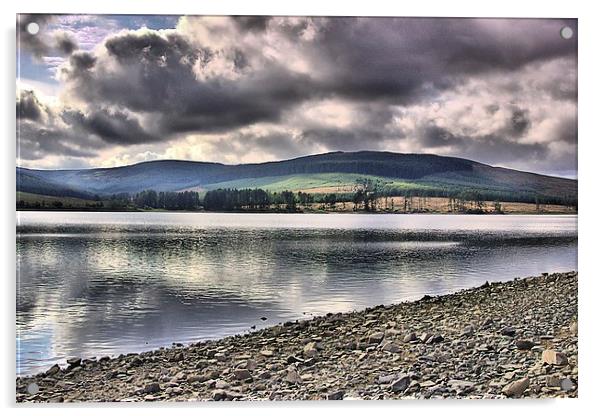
[[16, 212, 577, 375]]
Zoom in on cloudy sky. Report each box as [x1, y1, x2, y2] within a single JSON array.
[[16, 15, 577, 177]]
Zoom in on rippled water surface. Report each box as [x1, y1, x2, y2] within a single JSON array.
[[16, 212, 577, 375]]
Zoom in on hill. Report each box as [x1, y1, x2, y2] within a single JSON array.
[[16, 151, 577, 205]]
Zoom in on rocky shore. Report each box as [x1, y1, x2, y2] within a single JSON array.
[[16, 271, 578, 402]]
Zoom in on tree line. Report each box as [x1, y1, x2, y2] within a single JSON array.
[[18, 178, 577, 213]]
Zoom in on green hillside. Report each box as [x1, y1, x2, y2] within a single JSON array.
[[195, 173, 437, 194], [16, 151, 577, 206]]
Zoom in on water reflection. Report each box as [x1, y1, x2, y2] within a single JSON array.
[[16, 212, 577, 375]]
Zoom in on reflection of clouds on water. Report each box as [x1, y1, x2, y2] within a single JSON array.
[[16, 212, 577, 375]]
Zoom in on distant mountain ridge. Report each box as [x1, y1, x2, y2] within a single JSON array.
[[16, 151, 577, 204]]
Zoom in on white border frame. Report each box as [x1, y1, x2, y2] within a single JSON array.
[[3, 1, 599, 415]]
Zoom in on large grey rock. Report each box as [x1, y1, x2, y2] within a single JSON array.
[[233, 368, 252, 381], [45, 364, 60, 376], [382, 342, 401, 353], [390, 374, 411, 392], [142, 382, 161, 394], [560, 378, 574, 391], [502, 378, 529, 398]]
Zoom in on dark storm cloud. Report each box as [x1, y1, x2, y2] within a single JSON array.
[[20, 16, 577, 175], [17, 122, 99, 161], [57, 17, 577, 143], [16, 90, 45, 121], [67, 51, 97, 72], [231, 16, 271, 32], [61, 29, 316, 138], [62, 108, 159, 144], [59, 17, 575, 138], [310, 17, 577, 104], [17, 91, 108, 160], [54, 31, 79, 55], [417, 122, 549, 166]]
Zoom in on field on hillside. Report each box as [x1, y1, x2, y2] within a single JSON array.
[[16, 192, 102, 209], [188, 173, 442, 195], [301, 196, 576, 214]]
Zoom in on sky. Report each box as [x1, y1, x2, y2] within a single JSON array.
[[16, 15, 577, 177]]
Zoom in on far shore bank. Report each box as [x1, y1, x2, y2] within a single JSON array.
[[17, 271, 578, 402], [15, 209, 576, 215]]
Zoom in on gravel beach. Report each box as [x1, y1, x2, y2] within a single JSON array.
[[16, 271, 578, 402]]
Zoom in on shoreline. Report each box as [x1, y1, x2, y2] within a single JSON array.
[[16, 271, 578, 402], [16, 209, 577, 215]]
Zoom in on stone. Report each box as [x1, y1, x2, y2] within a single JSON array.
[[142, 382, 161, 394], [403, 332, 417, 343], [245, 359, 258, 371], [46, 364, 61, 376], [542, 350, 569, 366], [215, 379, 229, 389], [284, 367, 303, 385], [501, 377, 529, 398], [303, 342, 318, 358], [368, 332, 385, 344], [386, 328, 401, 336], [260, 349, 274, 357], [500, 327, 516, 337], [377, 374, 397, 384], [449, 380, 476, 391], [461, 325, 474, 336], [286, 355, 304, 364], [326, 390, 345, 400], [233, 368, 252, 381], [419, 332, 433, 343], [212, 389, 227, 401], [560, 378, 574, 391], [515, 340, 535, 350], [570, 321, 578, 335], [390, 374, 411, 393], [426, 334, 444, 344], [66, 358, 81, 367], [382, 342, 401, 353], [186, 374, 203, 383]]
